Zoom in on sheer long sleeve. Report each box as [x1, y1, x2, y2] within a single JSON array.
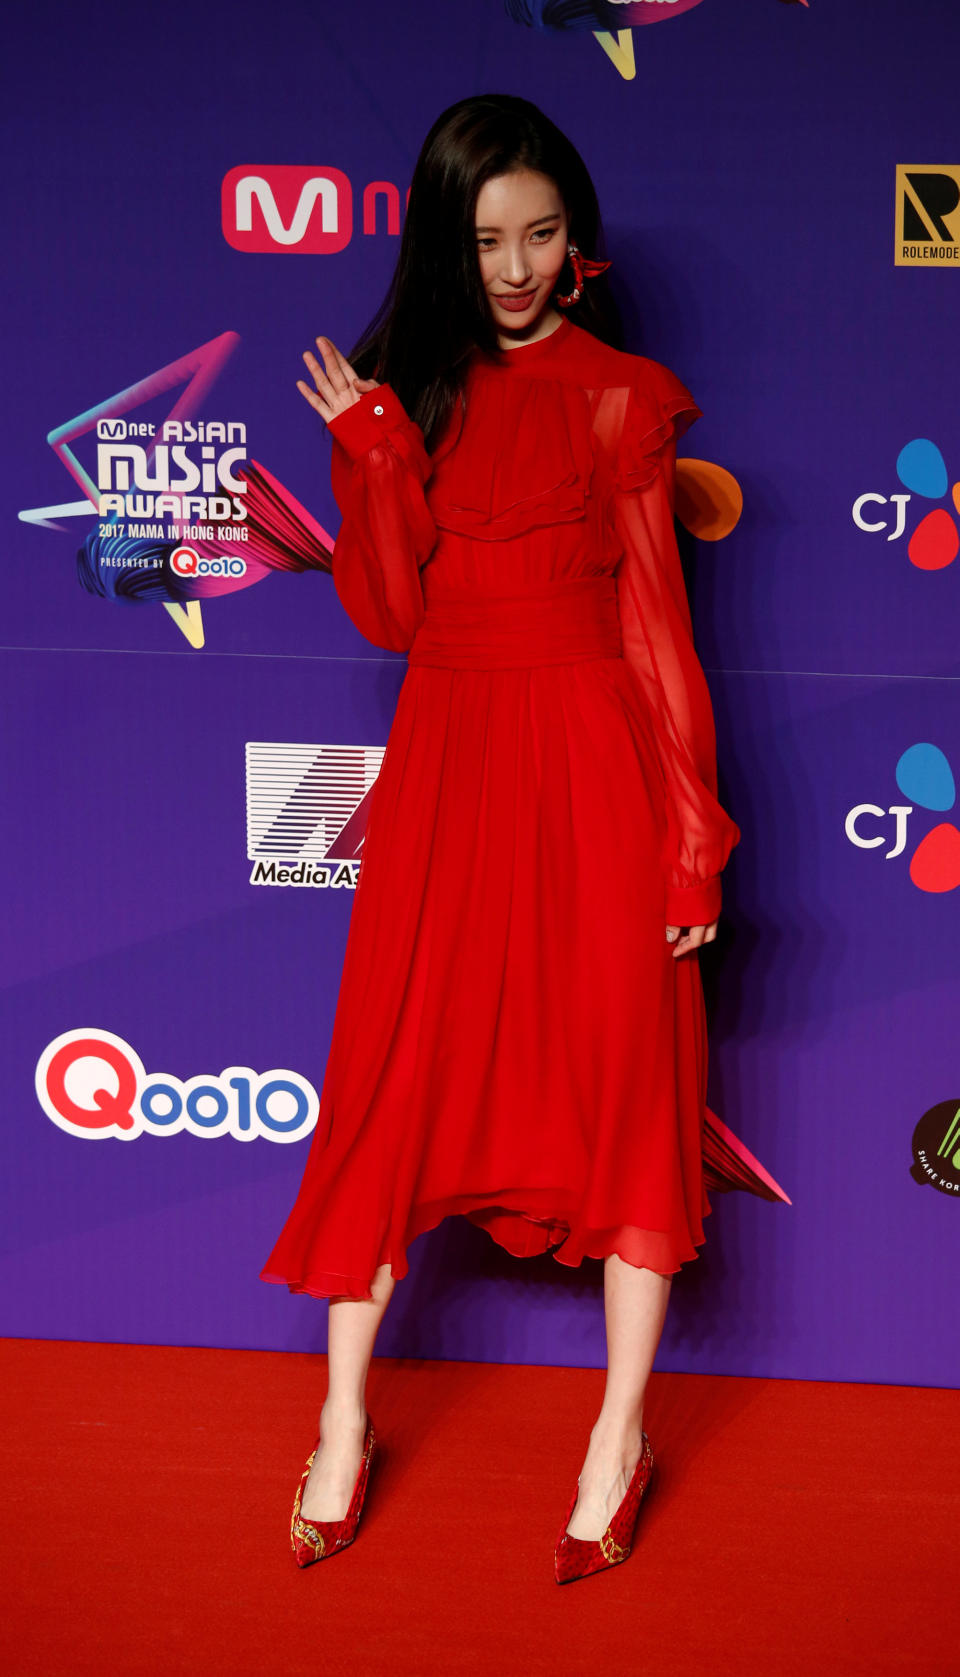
[[326, 383, 437, 652], [612, 366, 741, 927]]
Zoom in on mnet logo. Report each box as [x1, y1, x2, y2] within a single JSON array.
[[35, 1029, 319, 1143], [221, 165, 353, 254]]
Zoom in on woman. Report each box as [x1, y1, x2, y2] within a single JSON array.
[[261, 92, 741, 1584]]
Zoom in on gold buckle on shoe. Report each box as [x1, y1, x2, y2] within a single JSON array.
[[292, 1514, 327, 1558], [600, 1530, 628, 1565]]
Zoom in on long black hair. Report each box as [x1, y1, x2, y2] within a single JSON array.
[[347, 93, 623, 453]]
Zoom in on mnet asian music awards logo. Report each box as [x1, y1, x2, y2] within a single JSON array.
[[844, 742, 960, 894], [910, 1101, 960, 1197], [246, 742, 385, 889], [35, 1029, 319, 1143], [895, 166, 960, 267]]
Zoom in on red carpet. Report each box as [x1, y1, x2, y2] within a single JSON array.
[[1, 1339, 955, 1676]]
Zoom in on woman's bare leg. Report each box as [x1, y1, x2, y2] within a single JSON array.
[[299, 1262, 395, 1521], [564, 1254, 671, 1540]]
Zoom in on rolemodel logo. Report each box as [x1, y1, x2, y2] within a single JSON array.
[[36, 1029, 319, 1143], [246, 741, 385, 888], [852, 437, 960, 571], [895, 166, 960, 267], [844, 741, 960, 893], [910, 1100, 960, 1196], [222, 166, 354, 253]]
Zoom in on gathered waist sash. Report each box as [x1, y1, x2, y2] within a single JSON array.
[[407, 574, 623, 671]]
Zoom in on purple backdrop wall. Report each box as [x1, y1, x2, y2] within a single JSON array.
[[4, 0, 959, 1387]]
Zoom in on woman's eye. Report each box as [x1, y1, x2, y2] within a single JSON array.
[[477, 229, 556, 250]]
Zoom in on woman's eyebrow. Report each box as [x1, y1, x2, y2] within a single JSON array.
[[475, 212, 562, 233]]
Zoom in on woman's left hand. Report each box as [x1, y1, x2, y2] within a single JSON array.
[[296, 336, 380, 428], [666, 920, 718, 959]]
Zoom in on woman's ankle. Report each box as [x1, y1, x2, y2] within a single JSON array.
[[320, 1394, 368, 1429], [589, 1407, 644, 1454]]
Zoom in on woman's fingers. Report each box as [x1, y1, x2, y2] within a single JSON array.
[[317, 335, 372, 404], [295, 376, 332, 419], [667, 919, 719, 958], [319, 335, 357, 388], [301, 340, 348, 411], [298, 343, 347, 423], [303, 347, 336, 405], [315, 335, 351, 397], [299, 336, 380, 426]]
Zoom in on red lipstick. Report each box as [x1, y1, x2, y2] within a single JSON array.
[[494, 290, 537, 312]]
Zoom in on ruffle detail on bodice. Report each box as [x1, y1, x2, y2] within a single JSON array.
[[614, 360, 703, 494], [427, 373, 596, 543]]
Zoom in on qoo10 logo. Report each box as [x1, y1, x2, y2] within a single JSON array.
[[35, 1029, 319, 1143]]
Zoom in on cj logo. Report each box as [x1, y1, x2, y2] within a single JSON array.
[[852, 438, 960, 570], [845, 742, 960, 893]]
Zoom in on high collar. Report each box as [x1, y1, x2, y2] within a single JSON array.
[[481, 313, 574, 368], [493, 315, 570, 367]]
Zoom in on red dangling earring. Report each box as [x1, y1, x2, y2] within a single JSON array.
[[555, 241, 612, 308]]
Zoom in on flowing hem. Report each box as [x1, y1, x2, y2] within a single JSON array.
[[259, 1185, 712, 1302]]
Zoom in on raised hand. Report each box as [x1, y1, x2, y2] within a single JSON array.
[[296, 336, 381, 428]]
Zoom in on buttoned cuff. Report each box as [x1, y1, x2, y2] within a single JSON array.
[[665, 876, 722, 928], [326, 384, 409, 461]]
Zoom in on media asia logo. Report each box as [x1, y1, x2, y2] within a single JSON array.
[[853, 437, 960, 571], [844, 741, 960, 894], [246, 741, 385, 888], [35, 1029, 319, 1144], [910, 1100, 960, 1197]]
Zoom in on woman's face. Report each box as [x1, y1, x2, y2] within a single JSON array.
[[474, 168, 570, 339]]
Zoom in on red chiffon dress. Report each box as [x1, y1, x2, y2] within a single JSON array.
[[260, 311, 741, 1300]]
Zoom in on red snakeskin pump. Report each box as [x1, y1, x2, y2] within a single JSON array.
[[554, 1431, 655, 1584], [290, 1414, 376, 1568]]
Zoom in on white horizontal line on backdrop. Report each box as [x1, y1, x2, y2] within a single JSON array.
[[0, 646, 958, 683]]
